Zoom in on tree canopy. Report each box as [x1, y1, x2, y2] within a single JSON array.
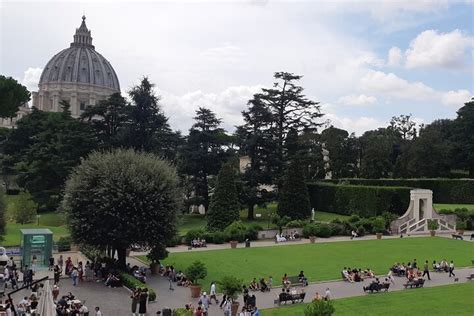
[[62, 149, 182, 267], [0, 75, 30, 119]]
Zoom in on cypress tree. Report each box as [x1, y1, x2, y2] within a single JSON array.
[[207, 163, 240, 231], [278, 158, 311, 220]]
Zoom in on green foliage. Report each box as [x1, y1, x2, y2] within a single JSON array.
[[304, 299, 335, 316], [56, 236, 72, 252], [120, 273, 156, 301], [322, 179, 474, 204], [427, 219, 439, 230], [0, 75, 30, 118], [173, 309, 193, 316], [272, 215, 291, 234], [302, 223, 331, 238], [207, 163, 240, 231], [320, 126, 358, 178], [185, 261, 207, 285], [372, 217, 386, 233], [286, 219, 307, 228], [0, 190, 6, 241], [224, 221, 247, 242], [185, 229, 206, 244], [3, 106, 97, 210], [62, 149, 181, 267], [9, 191, 37, 224], [456, 220, 467, 230], [219, 275, 243, 302], [278, 158, 311, 219], [308, 182, 411, 217]]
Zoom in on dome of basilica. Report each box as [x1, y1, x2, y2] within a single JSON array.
[[39, 16, 120, 91]]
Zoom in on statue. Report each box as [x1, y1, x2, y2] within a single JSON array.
[[311, 208, 315, 222]]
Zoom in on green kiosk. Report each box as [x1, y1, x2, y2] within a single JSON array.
[[20, 229, 53, 269]]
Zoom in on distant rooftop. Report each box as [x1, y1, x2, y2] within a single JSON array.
[[20, 229, 53, 235]]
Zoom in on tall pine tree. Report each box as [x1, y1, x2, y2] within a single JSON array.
[[207, 163, 240, 231]]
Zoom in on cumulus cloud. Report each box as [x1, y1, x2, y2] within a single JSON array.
[[387, 47, 402, 66], [338, 94, 377, 106], [20, 67, 42, 92], [161, 85, 264, 132], [360, 70, 435, 100], [322, 110, 385, 136], [441, 90, 472, 107], [405, 29, 473, 69]]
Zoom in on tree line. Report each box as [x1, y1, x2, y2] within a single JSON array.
[[0, 73, 472, 220]]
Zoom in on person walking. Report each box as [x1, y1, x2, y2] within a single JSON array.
[[219, 294, 227, 309], [449, 260, 455, 277], [71, 267, 78, 286], [168, 273, 174, 291], [54, 265, 61, 285], [23, 265, 33, 289], [95, 306, 102, 316], [324, 288, 331, 301], [131, 288, 141, 316], [138, 288, 148, 316], [58, 255, 64, 274], [422, 260, 431, 280], [223, 297, 231, 316], [210, 281, 219, 304]]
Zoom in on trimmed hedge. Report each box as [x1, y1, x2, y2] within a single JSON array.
[[120, 273, 156, 301], [308, 182, 411, 217], [322, 179, 474, 204]]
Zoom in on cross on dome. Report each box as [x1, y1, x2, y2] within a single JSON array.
[[71, 15, 94, 49]]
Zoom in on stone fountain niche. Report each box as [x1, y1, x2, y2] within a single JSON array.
[[391, 189, 457, 235]]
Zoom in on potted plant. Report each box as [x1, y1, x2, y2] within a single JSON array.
[[427, 219, 439, 237], [309, 236, 316, 243], [456, 220, 467, 235], [219, 276, 243, 316], [147, 246, 168, 275], [372, 217, 386, 239], [185, 260, 207, 298], [224, 221, 246, 249]]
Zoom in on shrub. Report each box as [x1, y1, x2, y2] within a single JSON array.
[[219, 275, 243, 302], [358, 218, 374, 233], [456, 220, 467, 231], [356, 225, 366, 236], [224, 221, 247, 242], [120, 273, 156, 301], [185, 229, 205, 244], [372, 217, 386, 233], [329, 222, 344, 236], [185, 261, 207, 285], [244, 226, 259, 241], [304, 300, 335, 316], [56, 236, 72, 252], [314, 223, 331, 238], [9, 191, 37, 224], [287, 219, 307, 228], [166, 235, 182, 247], [427, 219, 439, 230], [211, 231, 226, 244], [347, 215, 360, 223], [302, 224, 317, 238], [173, 309, 193, 316]]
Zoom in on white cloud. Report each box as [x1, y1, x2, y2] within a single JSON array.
[[323, 111, 385, 136], [161, 85, 264, 132], [360, 70, 435, 100], [441, 89, 472, 107], [338, 94, 377, 106], [20, 67, 42, 92], [200, 43, 246, 64], [387, 47, 402, 66], [405, 29, 473, 69]]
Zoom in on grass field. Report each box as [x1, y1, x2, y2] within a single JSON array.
[[261, 283, 474, 315], [434, 203, 474, 211], [138, 237, 473, 287]]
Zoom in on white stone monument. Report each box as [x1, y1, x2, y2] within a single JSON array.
[[390, 189, 457, 235]]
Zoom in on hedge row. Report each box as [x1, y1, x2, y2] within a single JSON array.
[[322, 179, 474, 204], [308, 182, 411, 217]]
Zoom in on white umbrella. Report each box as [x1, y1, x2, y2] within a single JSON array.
[[36, 280, 55, 316]]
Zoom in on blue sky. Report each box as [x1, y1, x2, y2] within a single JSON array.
[[1, 0, 472, 135]]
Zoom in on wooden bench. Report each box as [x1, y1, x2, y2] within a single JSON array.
[[452, 234, 463, 240], [363, 283, 390, 293], [283, 276, 304, 287], [275, 292, 306, 305], [403, 279, 425, 289]]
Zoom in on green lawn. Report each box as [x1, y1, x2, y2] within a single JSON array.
[[434, 203, 474, 211], [261, 283, 474, 315], [3, 207, 69, 246], [138, 237, 473, 288]]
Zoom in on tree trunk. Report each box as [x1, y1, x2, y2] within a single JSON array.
[[116, 247, 127, 269], [247, 203, 255, 220]]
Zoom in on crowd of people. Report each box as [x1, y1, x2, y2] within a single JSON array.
[[248, 277, 272, 292], [190, 239, 207, 248], [341, 267, 375, 282], [274, 231, 300, 243]]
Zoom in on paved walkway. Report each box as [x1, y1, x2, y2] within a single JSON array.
[[130, 231, 474, 256], [139, 267, 474, 315]]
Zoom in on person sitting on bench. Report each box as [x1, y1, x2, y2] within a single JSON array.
[[259, 278, 269, 292], [282, 273, 291, 287], [275, 234, 287, 243], [367, 278, 380, 292], [341, 267, 353, 282], [298, 271, 308, 286], [351, 230, 358, 240], [249, 278, 259, 291], [278, 289, 289, 303]]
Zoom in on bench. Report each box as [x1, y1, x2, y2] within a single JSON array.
[[275, 293, 306, 305], [470, 233, 474, 240], [452, 234, 463, 240], [363, 283, 390, 293], [466, 274, 474, 281], [403, 279, 425, 289], [283, 276, 305, 288]]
